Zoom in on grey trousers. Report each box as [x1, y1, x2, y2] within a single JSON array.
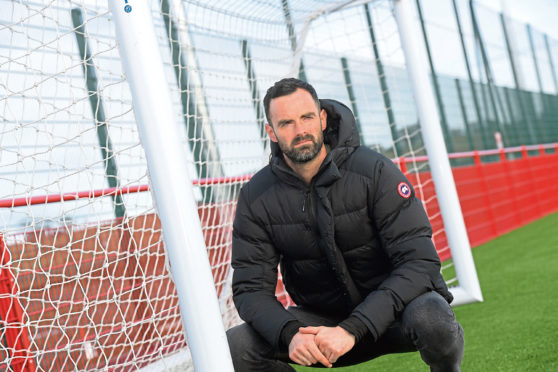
[[227, 291, 464, 371]]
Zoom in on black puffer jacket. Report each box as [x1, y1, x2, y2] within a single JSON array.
[[231, 99, 452, 349]]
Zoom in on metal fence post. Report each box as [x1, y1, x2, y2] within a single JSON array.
[[451, 0, 489, 149], [341, 57, 364, 143], [415, 0, 454, 153], [364, 3, 404, 157], [71, 8, 126, 218], [282, 0, 307, 81], [241, 39, 268, 151], [543, 34, 558, 93], [160, 0, 226, 203], [469, 1, 509, 146], [454, 78, 475, 150]]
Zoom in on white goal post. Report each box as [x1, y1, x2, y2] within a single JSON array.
[[287, 0, 482, 306], [393, 0, 482, 305], [108, 1, 234, 370]]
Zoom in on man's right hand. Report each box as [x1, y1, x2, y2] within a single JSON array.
[[288, 331, 332, 368]]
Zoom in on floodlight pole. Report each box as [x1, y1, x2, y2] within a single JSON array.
[[108, 1, 234, 371], [393, 0, 483, 305]]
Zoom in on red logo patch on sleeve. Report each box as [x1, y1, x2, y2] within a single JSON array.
[[397, 182, 411, 199]]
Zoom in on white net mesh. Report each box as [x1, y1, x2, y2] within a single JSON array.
[[0, 0, 460, 370], [1, 1, 186, 370]]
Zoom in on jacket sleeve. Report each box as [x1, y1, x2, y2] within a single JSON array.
[[231, 187, 299, 348], [350, 157, 446, 341]]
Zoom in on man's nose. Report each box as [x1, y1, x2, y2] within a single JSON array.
[[293, 120, 308, 136]]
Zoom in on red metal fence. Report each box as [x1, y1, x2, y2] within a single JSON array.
[[399, 144, 558, 260], [1, 143, 557, 371], [0, 207, 236, 371]]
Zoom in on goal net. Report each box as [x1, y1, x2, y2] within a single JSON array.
[[0, 0, 475, 370]]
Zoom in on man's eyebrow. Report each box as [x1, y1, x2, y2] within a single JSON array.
[[276, 112, 316, 126], [277, 118, 294, 126]]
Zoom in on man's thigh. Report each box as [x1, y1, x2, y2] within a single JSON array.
[[228, 295, 451, 369]]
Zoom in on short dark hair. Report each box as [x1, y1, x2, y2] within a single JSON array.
[[263, 78, 320, 126]]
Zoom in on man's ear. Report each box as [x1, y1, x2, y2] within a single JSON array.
[[265, 123, 278, 143], [320, 108, 327, 131]]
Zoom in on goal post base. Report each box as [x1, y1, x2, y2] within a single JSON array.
[[449, 286, 484, 307]]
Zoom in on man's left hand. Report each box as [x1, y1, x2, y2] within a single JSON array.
[[298, 326, 355, 364]]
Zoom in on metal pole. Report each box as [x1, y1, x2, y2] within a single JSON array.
[[415, 0, 454, 153], [393, 0, 482, 306], [500, 13, 522, 91], [503, 87, 522, 146], [340, 57, 364, 143], [526, 24, 544, 94], [454, 78, 475, 150], [108, 2, 234, 371], [241, 39, 268, 150], [543, 34, 558, 93], [71, 8, 126, 219], [474, 56, 492, 144], [526, 24, 549, 141], [364, 3, 404, 157], [160, 0, 226, 203], [451, 0, 489, 149], [500, 13, 537, 145], [543, 34, 558, 142], [469, 1, 508, 146], [282, 0, 307, 81]]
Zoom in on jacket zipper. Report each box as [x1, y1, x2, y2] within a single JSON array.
[[302, 190, 318, 234], [302, 190, 310, 212]]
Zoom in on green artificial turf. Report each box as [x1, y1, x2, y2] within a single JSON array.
[[295, 211, 558, 371]]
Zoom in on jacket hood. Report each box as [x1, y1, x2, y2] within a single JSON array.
[[269, 98, 361, 159]]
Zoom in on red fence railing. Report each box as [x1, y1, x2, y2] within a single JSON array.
[[396, 144, 558, 256]]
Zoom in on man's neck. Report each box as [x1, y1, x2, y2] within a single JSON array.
[[283, 146, 327, 185]]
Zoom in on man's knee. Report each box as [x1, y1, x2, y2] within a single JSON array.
[[402, 291, 464, 355], [227, 324, 294, 372]]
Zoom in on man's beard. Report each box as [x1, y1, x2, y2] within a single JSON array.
[[279, 132, 324, 164]]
